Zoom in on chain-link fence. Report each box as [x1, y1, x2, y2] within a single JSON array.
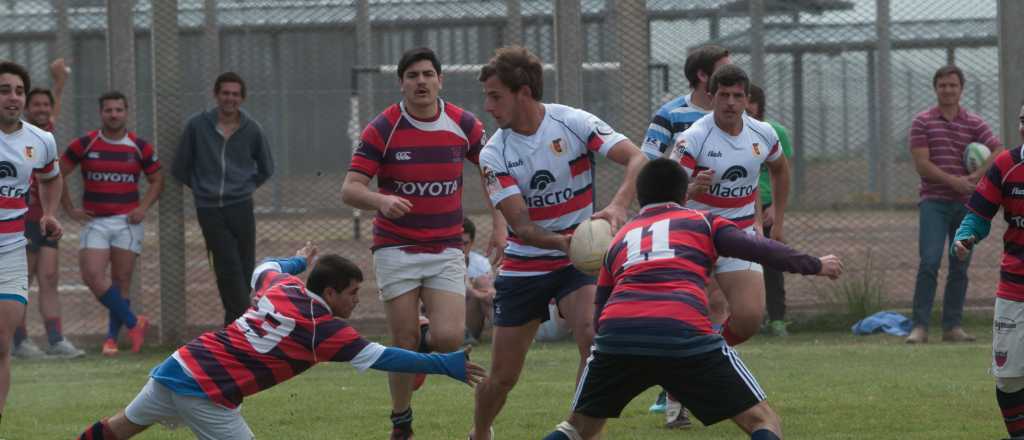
[[0, 0, 1018, 346]]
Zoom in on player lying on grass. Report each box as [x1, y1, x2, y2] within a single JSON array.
[[77, 243, 486, 440], [542, 158, 842, 440]]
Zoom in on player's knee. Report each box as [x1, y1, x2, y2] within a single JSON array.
[[0, 333, 11, 356], [37, 267, 58, 289], [427, 330, 462, 352], [997, 376, 1024, 393], [390, 329, 421, 350]]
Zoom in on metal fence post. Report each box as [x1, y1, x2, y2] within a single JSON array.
[[52, 0, 75, 139], [152, 0, 186, 344], [554, 0, 582, 107], [876, 0, 892, 206], [749, 0, 765, 86], [106, 0, 136, 126], [613, 0, 649, 142], [999, 0, 1024, 148], [202, 0, 220, 107], [504, 0, 522, 46]]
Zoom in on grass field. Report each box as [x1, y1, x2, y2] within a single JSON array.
[[3, 321, 1006, 439]]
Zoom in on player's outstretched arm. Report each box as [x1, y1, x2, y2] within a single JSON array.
[[362, 344, 487, 386], [497, 195, 570, 253], [714, 224, 839, 277]]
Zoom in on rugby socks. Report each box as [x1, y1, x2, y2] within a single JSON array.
[[44, 317, 63, 346], [12, 325, 26, 347], [98, 285, 137, 331], [391, 407, 414, 436], [998, 387, 1024, 437], [107, 300, 129, 340], [750, 429, 780, 439], [78, 418, 116, 439]]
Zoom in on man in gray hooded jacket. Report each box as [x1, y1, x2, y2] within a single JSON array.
[[171, 72, 274, 325]]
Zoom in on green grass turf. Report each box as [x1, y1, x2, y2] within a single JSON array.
[[3, 322, 1006, 439]]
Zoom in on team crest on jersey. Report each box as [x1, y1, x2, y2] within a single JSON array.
[[752, 143, 761, 156], [550, 138, 564, 156], [24, 146, 33, 158], [673, 138, 686, 156]]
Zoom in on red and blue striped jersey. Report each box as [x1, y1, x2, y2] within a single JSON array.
[[349, 99, 485, 252], [594, 203, 730, 357], [61, 130, 160, 216], [172, 264, 376, 409], [967, 145, 1024, 302]]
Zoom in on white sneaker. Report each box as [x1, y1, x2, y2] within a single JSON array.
[[12, 339, 45, 359], [46, 340, 85, 359]]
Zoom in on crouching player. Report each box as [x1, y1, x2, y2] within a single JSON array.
[[543, 159, 842, 440], [952, 104, 1024, 440], [77, 243, 486, 440]]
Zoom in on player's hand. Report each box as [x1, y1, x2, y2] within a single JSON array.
[[688, 169, 714, 198], [952, 176, 976, 195], [816, 255, 843, 280], [953, 237, 975, 261], [461, 346, 488, 387], [591, 203, 627, 232], [769, 222, 785, 243], [127, 207, 146, 224], [49, 58, 69, 82], [39, 215, 63, 240], [377, 195, 412, 219], [296, 241, 318, 262], [66, 207, 92, 223], [486, 229, 507, 267]]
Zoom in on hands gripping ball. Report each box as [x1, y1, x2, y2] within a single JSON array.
[[569, 218, 613, 276], [964, 142, 990, 173]]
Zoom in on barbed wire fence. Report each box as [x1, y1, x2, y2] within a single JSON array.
[[0, 0, 1020, 346]]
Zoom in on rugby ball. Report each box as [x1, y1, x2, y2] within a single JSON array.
[[569, 218, 613, 276], [964, 142, 990, 173]]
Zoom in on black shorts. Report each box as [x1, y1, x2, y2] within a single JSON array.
[[24, 220, 58, 251], [492, 265, 594, 327], [572, 346, 765, 425]]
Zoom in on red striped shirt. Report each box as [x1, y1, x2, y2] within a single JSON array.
[[175, 269, 370, 408], [349, 100, 484, 252], [61, 131, 161, 216], [967, 146, 1024, 301], [910, 106, 1001, 202]]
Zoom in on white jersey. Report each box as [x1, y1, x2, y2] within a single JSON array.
[[0, 121, 59, 252], [480, 103, 626, 277], [669, 113, 780, 229]]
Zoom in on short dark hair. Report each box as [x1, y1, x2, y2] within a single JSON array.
[[0, 61, 31, 93], [637, 158, 689, 206], [932, 65, 965, 89], [214, 71, 247, 98], [684, 45, 730, 90], [27, 88, 54, 106], [306, 254, 363, 296], [748, 84, 765, 120], [397, 47, 442, 79], [463, 217, 476, 242], [709, 64, 750, 96], [479, 46, 543, 100], [98, 90, 128, 109]]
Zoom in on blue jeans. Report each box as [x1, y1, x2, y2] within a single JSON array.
[[912, 199, 971, 330]]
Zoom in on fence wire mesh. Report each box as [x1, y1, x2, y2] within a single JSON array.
[[0, 0, 1011, 346]]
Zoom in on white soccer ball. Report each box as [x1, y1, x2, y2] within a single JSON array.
[[569, 218, 613, 276], [964, 142, 990, 173]]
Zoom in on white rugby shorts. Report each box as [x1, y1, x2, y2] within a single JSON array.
[[993, 297, 1024, 378], [713, 226, 763, 274], [80, 215, 144, 254], [373, 247, 466, 301], [0, 246, 28, 304], [125, 378, 254, 440]]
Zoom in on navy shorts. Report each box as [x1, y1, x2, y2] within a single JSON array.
[[24, 220, 58, 251], [492, 265, 595, 327]]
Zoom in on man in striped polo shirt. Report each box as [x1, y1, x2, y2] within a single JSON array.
[[341, 47, 493, 440], [907, 65, 1003, 344]]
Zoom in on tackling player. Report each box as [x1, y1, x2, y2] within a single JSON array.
[[669, 64, 790, 347], [470, 45, 646, 440], [76, 243, 486, 440], [952, 103, 1024, 440], [0, 61, 64, 424], [542, 158, 841, 440], [340, 47, 494, 439], [61, 91, 162, 355]]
